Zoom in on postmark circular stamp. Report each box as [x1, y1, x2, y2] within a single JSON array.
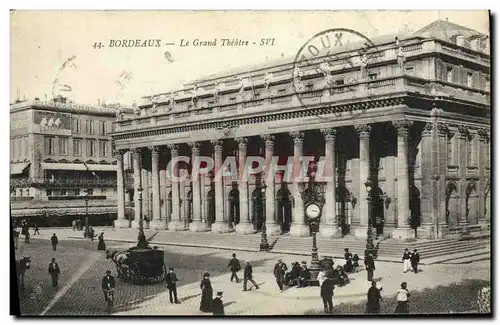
[[292, 28, 383, 121]]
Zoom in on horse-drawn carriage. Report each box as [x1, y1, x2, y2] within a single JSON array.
[[106, 246, 166, 285]]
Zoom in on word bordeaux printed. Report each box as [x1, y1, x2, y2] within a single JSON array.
[[164, 155, 336, 182], [109, 39, 163, 48]]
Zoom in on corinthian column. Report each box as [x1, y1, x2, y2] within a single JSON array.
[[353, 124, 371, 238], [211, 139, 230, 233], [235, 137, 254, 234], [114, 149, 129, 228], [131, 148, 142, 229], [149, 146, 164, 230], [261, 134, 281, 235], [392, 120, 414, 239], [289, 131, 309, 237], [189, 142, 205, 232], [319, 128, 341, 238], [167, 144, 185, 231]]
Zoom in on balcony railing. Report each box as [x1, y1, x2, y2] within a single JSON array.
[[47, 195, 107, 201], [10, 178, 117, 188], [10, 196, 34, 201]]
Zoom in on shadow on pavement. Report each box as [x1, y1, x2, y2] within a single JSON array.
[[304, 279, 490, 315]]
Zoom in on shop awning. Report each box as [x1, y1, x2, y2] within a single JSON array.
[[11, 206, 117, 217], [10, 162, 30, 175], [41, 163, 116, 172]]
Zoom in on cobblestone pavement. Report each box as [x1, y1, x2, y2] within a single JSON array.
[[14, 237, 490, 316]]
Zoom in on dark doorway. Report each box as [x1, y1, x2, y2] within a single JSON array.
[[276, 187, 292, 233], [371, 187, 385, 237], [186, 190, 193, 224], [207, 188, 215, 225], [409, 185, 421, 236], [251, 188, 264, 231], [336, 186, 351, 236], [228, 188, 240, 228], [167, 191, 172, 223]]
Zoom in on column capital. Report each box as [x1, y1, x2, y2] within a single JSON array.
[[457, 125, 470, 139], [131, 148, 142, 158], [167, 144, 179, 156], [260, 134, 275, 147], [112, 149, 125, 159], [393, 120, 413, 135], [235, 137, 248, 147], [477, 128, 490, 142], [289, 131, 304, 144], [421, 122, 434, 137], [320, 128, 337, 141], [436, 122, 449, 137], [354, 124, 371, 138], [211, 139, 223, 152], [149, 146, 160, 155]]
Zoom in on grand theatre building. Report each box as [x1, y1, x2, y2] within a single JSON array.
[[111, 20, 490, 240]]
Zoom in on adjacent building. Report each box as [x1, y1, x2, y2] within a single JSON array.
[[110, 20, 490, 239], [10, 96, 134, 227]]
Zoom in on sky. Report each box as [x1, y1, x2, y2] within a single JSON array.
[[10, 10, 489, 107]]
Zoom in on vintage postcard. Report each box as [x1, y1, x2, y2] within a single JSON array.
[[10, 10, 491, 316]]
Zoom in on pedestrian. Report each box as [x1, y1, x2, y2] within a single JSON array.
[[296, 261, 311, 288], [165, 267, 180, 304], [364, 253, 376, 282], [48, 258, 60, 287], [51, 233, 59, 251], [227, 253, 241, 283], [410, 249, 420, 274], [394, 282, 410, 314], [72, 220, 76, 231], [101, 270, 116, 302], [366, 281, 383, 314], [25, 231, 30, 244], [352, 254, 360, 273], [243, 260, 259, 291], [320, 276, 335, 314], [344, 248, 353, 272], [317, 268, 327, 287], [273, 259, 288, 291], [199, 272, 213, 312], [97, 232, 106, 250], [402, 248, 411, 273], [33, 224, 40, 235], [90, 227, 95, 241], [210, 291, 225, 315]]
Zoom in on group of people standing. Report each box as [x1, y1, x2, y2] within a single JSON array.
[[275, 259, 312, 290]]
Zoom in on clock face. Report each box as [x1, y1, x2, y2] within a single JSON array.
[[306, 203, 321, 219]]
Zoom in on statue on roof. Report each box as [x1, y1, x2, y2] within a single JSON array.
[[133, 103, 140, 116], [360, 52, 368, 79], [213, 82, 221, 103], [293, 66, 304, 91], [395, 37, 406, 73], [264, 72, 273, 91]]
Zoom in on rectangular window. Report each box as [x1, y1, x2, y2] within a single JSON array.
[[89, 120, 94, 135], [306, 84, 314, 91], [207, 101, 214, 105], [229, 97, 236, 103], [368, 73, 378, 80], [447, 137, 453, 165], [76, 119, 80, 133], [99, 141, 107, 157], [335, 79, 345, 86], [73, 139, 81, 156], [85, 120, 89, 134], [278, 89, 286, 95], [446, 66, 453, 82], [254, 92, 260, 99], [405, 66, 415, 73], [58, 138, 68, 155], [467, 72, 473, 88], [467, 140, 472, 166], [44, 137, 55, 155], [87, 140, 95, 157]]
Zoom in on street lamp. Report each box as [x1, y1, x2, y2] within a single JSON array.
[[259, 184, 269, 251], [84, 189, 90, 227], [364, 179, 377, 258], [136, 185, 148, 248]]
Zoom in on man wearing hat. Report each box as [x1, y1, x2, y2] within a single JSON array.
[[364, 253, 376, 282], [48, 257, 60, 287], [273, 259, 288, 291], [101, 270, 116, 302], [165, 267, 180, 304], [210, 291, 225, 315], [243, 260, 259, 291], [410, 249, 420, 274], [227, 253, 241, 283], [320, 273, 335, 314], [296, 261, 311, 288]]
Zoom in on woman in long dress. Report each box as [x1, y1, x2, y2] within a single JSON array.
[[394, 282, 410, 314], [199, 272, 213, 312], [97, 232, 106, 250]]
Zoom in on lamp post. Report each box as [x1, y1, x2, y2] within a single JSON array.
[[364, 179, 377, 258], [137, 185, 148, 248], [84, 189, 90, 227], [259, 184, 269, 251]]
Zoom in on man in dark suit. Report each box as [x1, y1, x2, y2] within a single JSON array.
[[243, 260, 259, 291], [227, 253, 241, 283], [165, 267, 180, 304], [210, 291, 225, 315], [273, 259, 288, 291], [51, 233, 59, 251], [296, 262, 311, 288], [320, 277, 335, 314], [364, 253, 376, 282], [410, 249, 420, 274], [101, 270, 116, 301], [48, 258, 60, 287]]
